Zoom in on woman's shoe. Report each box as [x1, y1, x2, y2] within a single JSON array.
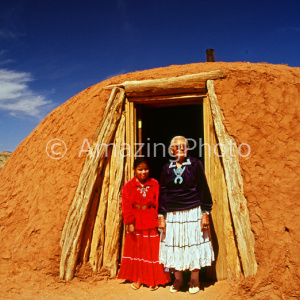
[[149, 285, 158, 291], [131, 281, 142, 290], [169, 279, 183, 293], [189, 286, 200, 294], [188, 280, 200, 294]]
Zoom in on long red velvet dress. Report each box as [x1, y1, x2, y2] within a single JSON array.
[[117, 177, 171, 287]]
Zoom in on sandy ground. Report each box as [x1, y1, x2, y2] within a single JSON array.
[[0, 268, 235, 300]]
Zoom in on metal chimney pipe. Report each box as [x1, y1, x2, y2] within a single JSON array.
[[206, 49, 215, 62]]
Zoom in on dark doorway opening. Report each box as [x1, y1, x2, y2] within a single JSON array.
[[138, 104, 204, 181]]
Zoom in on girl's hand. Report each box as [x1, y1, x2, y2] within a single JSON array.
[[158, 215, 166, 233], [128, 224, 135, 233], [201, 213, 210, 230]]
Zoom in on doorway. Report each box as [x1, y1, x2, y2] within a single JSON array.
[[136, 102, 212, 281], [138, 104, 204, 181]]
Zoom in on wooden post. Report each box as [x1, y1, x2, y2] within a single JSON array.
[[102, 114, 126, 277], [204, 96, 242, 280], [206, 49, 215, 62], [137, 105, 142, 156], [121, 98, 136, 259], [89, 155, 111, 272], [207, 80, 257, 277]]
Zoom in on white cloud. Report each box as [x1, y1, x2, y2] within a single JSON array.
[[0, 68, 53, 118]]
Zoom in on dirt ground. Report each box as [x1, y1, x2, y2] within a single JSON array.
[[0, 263, 237, 300]]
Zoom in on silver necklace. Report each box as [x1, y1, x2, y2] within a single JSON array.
[[137, 186, 149, 197], [173, 166, 186, 184]]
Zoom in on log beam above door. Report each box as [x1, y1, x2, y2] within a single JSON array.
[[104, 70, 226, 98]]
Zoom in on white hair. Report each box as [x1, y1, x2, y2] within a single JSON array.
[[170, 136, 189, 147]]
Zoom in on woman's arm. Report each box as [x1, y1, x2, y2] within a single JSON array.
[[121, 183, 135, 228]]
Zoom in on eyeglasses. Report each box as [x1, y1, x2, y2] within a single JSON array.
[[171, 144, 189, 150]]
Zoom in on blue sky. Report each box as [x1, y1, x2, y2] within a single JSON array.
[[0, 0, 299, 152]]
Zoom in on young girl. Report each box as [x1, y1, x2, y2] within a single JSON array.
[[117, 158, 170, 290]]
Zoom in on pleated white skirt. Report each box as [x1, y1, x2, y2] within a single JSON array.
[[159, 206, 215, 271]]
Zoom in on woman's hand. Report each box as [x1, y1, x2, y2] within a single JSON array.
[[201, 213, 210, 230], [128, 224, 135, 233], [158, 215, 166, 233]]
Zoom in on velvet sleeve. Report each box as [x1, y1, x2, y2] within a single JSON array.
[[195, 160, 213, 212], [158, 166, 167, 215], [121, 183, 135, 225]]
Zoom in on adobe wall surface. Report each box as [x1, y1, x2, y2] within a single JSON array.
[[0, 62, 299, 299]]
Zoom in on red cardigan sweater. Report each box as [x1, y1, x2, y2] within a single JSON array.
[[122, 177, 159, 230]]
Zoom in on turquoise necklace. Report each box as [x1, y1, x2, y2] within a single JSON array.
[[169, 158, 191, 184], [173, 166, 186, 184], [137, 186, 149, 197]]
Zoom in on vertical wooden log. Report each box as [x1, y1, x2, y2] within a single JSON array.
[[92, 88, 119, 143], [129, 101, 136, 177], [124, 100, 135, 179], [137, 105, 142, 156], [102, 113, 126, 277], [132, 102, 137, 156], [207, 80, 257, 277], [79, 172, 105, 264], [122, 99, 131, 256], [204, 97, 212, 182], [120, 99, 137, 265], [89, 154, 111, 271], [204, 96, 242, 280]]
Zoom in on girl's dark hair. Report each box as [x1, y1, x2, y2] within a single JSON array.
[[133, 157, 149, 169]]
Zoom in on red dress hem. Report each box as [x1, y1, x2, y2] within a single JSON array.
[[117, 228, 170, 287]]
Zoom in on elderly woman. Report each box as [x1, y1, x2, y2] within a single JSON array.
[[158, 136, 214, 294]]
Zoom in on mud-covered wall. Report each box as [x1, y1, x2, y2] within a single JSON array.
[[214, 66, 300, 298], [0, 62, 299, 298]]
